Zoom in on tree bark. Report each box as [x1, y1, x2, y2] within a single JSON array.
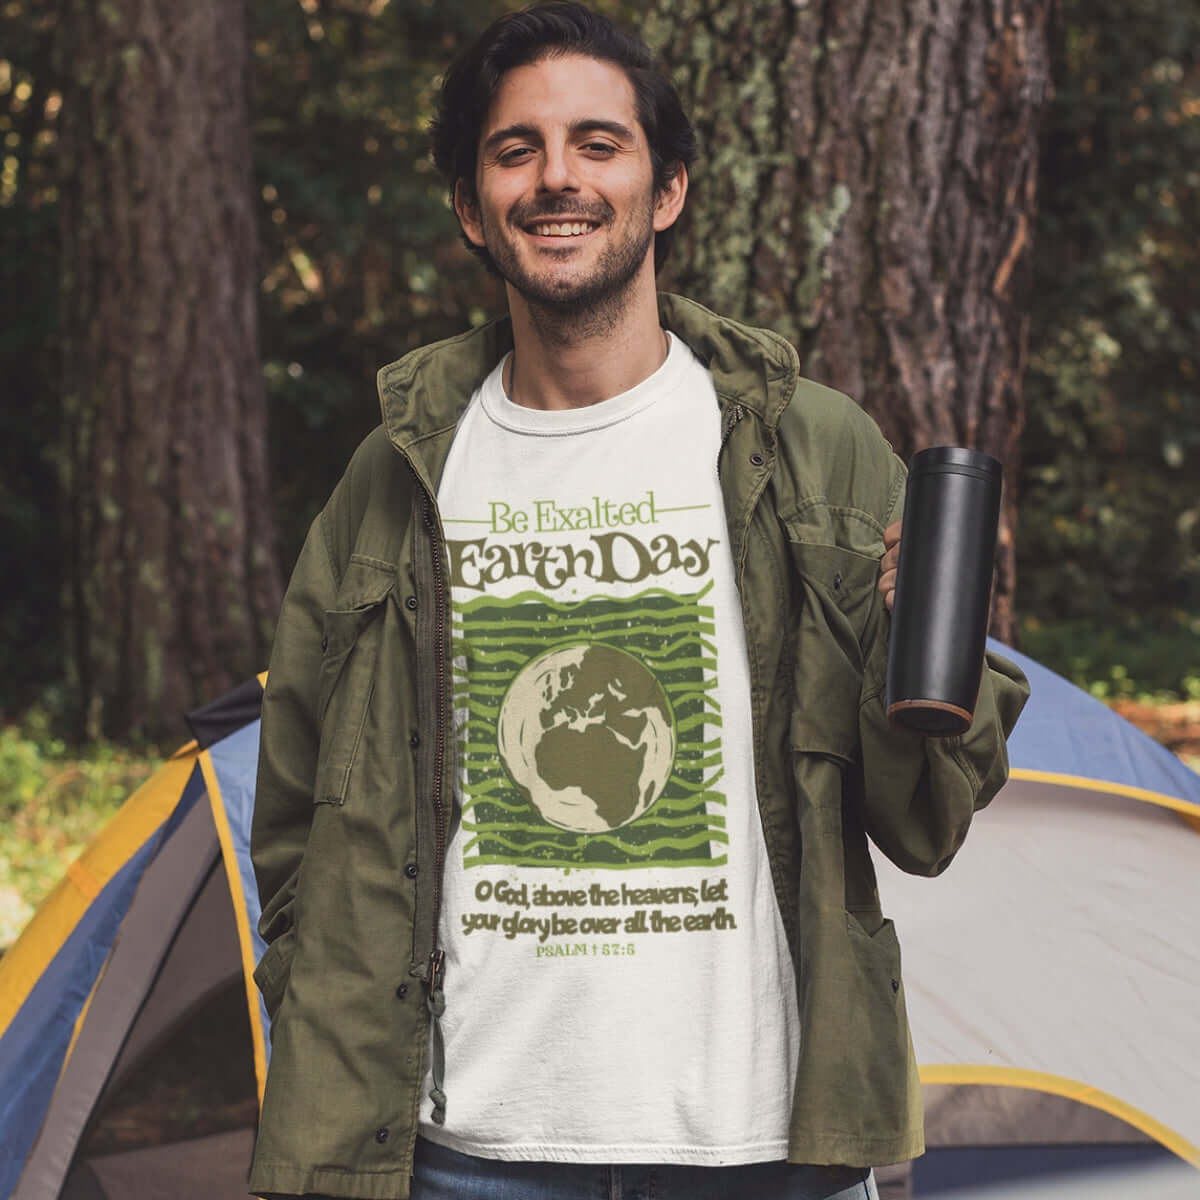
[[57, 0, 281, 740], [648, 0, 1051, 641]]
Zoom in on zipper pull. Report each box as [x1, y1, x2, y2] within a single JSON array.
[[718, 404, 746, 479], [721, 402, 745, 445], [427, 948, 447, 1125]]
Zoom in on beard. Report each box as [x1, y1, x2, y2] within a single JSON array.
[[481, 195, 656, 339]]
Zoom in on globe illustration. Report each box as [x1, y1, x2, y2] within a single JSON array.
[[497, 642, 676, 834]]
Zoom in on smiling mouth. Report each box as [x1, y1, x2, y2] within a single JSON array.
[[525, 221, 599, 238]]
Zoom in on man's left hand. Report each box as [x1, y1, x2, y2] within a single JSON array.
[[879, 521, 901, 611]]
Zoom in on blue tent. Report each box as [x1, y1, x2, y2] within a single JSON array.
[[998, 640, 1200, 825], [0, 679, 270, 1199], [1, 646, 1197, 1198], [885, 640, 1200, 1194]]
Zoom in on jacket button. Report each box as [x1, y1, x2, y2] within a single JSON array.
[[321, 634, 328, 651], [405, 863, 419, 879], [405, 596, 418, 611], [396, 983, 408, 998], [375, 1127, 389, 1143], [750, 452, 765, 466], [409, 732, 420, 748], [891, 978, 900, 993]]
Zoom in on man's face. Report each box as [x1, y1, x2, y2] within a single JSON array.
[[455, 54, 685, 315]]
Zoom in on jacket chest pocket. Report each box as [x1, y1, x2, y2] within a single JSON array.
[[314, 560, 396, 806]]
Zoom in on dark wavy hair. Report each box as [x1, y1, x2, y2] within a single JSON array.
[[429, 1, 697, 274]]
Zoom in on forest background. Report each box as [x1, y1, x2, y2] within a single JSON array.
[[0, 0, 1197, 942]]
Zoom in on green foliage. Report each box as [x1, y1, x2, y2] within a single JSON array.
[[250, 0, 511, 563], [1019, 613, 1200, 701], [1020, 0, 1200, 626], [0, 710, 159, 946]]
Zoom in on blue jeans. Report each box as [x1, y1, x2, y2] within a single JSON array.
[[404, 1136, 879, 1199]]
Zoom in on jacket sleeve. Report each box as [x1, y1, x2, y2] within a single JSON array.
[[251, 511, 338, 959], [856, 456, 1030, 876]]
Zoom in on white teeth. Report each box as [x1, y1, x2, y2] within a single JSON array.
[[531, 222, 592, 237]]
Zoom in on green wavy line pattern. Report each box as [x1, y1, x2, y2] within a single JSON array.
[[453, 586, 726, 870]]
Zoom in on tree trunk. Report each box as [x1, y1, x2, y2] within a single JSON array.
[[648, 0, 1051, 641], [57, 0, 281, 741]]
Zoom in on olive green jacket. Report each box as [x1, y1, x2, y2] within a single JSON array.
[[248, 294, 1029, 1200]]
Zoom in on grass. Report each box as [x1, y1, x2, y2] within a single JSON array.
[[0, 710, 159, 948]]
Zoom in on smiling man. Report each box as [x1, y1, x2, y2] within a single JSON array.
[[247, 5, 1029, 1200], [463, 55, 671, 327]]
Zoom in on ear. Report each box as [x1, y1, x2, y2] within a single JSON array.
[[454, 179, 486, 248], [652, 162, 688, 233]]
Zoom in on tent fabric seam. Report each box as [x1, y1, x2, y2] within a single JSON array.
[[1009, 768, 1200, 819], [919, 1064, 1200, 1168]]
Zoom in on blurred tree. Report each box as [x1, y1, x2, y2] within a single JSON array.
[[55, 0, 281, 740], [0, 0, 61, 715], [1020, 0, 1200, 631], [646, 0, 1053, 641], [249, 0, 508, 564], [4, 0, 1198, 727]]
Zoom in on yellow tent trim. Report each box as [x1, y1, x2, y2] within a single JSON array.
[[66, 859, 103, 902], [919, 1064, 1200, 1168], [0, 754, 196, 1036], [1009, 768, 1200, 820], [199, 752, 268, 1108]]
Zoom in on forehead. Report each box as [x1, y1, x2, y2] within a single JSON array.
[[482, 54, 641, 142]]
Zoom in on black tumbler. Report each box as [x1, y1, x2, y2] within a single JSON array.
[[886, 447, 1003, 736]]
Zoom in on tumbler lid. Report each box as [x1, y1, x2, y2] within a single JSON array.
[[909, 446, 1002, 482]]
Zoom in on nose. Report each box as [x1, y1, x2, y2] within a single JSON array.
[[538, 143, 578, 194]]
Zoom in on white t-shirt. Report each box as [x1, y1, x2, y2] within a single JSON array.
[[421, 333, 800, 1164]]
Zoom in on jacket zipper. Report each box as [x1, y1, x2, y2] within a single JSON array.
[[717, 402, 746, 477], [424, 496, 449, 953], [422, 494, 450, 1125]]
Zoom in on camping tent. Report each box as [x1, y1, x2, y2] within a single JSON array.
[[1, 645, 1198, 1198], [0, 679, 269, 1200], [884, 640, 1200, 1195]]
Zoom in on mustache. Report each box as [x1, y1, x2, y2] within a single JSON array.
[[509, 198, 614, 226]]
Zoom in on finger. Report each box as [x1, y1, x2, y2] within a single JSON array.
[[883, 520, 902, 550], [883, 585, 895, 612]]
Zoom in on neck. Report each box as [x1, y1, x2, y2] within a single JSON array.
[[503, 267, 668, 411]]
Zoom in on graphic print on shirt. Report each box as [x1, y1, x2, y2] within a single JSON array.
[[446, 493, 727, 873]]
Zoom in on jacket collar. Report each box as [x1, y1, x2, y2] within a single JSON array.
[[655, 293, 797, 433], [375, 293, 799, 490]]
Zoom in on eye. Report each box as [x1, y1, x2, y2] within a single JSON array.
[[497, 146, 535, 166], [581, 141, 618, 157]]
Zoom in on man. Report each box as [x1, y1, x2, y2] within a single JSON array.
[[248, 4, 1029, 1199]]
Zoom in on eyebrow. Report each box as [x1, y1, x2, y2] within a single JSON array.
[[481, 119, 637, 155]]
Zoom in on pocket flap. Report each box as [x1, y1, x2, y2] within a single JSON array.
[[788, 542, 880, 613], [790, 708, 858, 763], [332, 556, 396, 610], [322, 559, 396, 657], [253, 927, 296, 1023]]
